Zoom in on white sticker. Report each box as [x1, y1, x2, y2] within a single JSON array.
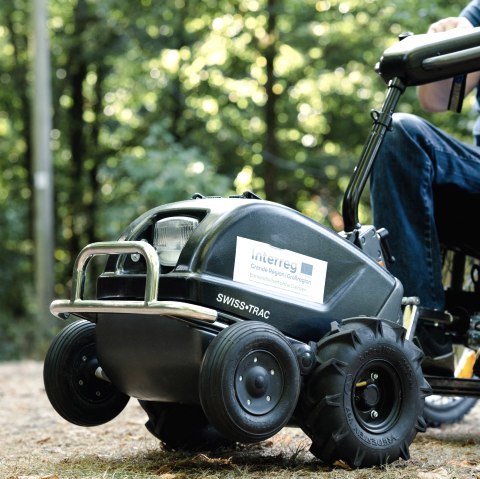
[[233, 237, 327, 304]]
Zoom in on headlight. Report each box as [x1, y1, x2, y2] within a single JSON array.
[[153, 216, 199, 267]]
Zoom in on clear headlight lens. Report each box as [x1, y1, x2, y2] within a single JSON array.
[[153, 216, 199, 267]]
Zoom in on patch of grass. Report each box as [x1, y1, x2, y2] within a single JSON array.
[[6, 445, 454, 479]]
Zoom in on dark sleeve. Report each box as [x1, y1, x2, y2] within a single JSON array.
[[461, 0, 480, 26]]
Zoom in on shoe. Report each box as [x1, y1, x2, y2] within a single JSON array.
[[414, 319, 454, 376]]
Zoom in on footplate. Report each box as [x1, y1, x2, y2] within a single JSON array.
[[427, 376, 480, 397]]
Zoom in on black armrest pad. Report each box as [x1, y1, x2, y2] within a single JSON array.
[[376, 27, 480, 85]]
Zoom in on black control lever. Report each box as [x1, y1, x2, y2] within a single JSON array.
[[377, 227, 396, 264]]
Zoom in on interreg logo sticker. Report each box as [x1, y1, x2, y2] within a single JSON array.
[[233, 237, 328, 304]]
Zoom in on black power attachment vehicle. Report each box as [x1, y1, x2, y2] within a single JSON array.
[[43, 28, 480, 468]]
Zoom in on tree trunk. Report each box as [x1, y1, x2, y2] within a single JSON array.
[[6, 12, 34, 241], [263, 0, 279, 201], [68, 0, 88, 258]]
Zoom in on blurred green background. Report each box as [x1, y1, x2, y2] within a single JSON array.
[[0, 0, 476, 359]]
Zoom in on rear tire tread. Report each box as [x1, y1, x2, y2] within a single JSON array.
[[298, 317, 429, 468]]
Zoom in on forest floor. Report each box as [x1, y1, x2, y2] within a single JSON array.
[[2, 360, 480, 479]]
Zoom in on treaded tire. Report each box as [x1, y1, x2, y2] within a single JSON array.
[[297, 317, 431, 468], [424, 396, 477, 427], [199, 321, 301, 443], [138, 401, 235, 451], [43, 320, 130, 426]]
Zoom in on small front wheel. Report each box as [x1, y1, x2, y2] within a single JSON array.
[[298, 317, 431, 468], [43, 319, 130, 426], [199, 321, 301, 443]]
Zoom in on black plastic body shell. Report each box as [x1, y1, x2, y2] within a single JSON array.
[[95, 197, 403, 402], [96, 313, 217, 402]]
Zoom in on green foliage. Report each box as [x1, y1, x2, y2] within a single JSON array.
[[0, 0, 476, 358], [97, 123, 231, 238]]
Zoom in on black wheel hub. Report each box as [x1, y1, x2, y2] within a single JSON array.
[[71, 343, 113, 403], [235, 350, 283, 415], [353, 362, 401, 433]]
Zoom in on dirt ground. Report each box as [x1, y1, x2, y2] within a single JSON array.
[[2, 360, 480, 479]]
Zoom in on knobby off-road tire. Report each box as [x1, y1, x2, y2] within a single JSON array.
[[298, 317, 431, 468], [424, 395, 477, 427], [199, 321, 301, 443], [138, 401, 235, 451], [43, 320, 130, 426]]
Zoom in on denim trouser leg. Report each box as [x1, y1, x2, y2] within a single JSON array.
[[370, 112, 480, 311]]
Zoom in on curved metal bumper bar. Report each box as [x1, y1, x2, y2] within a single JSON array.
[[49, 240, 218, 324]]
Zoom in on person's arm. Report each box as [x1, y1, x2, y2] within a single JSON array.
[[417, 16, 480, 112]]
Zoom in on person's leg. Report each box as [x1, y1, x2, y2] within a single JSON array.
[[370, 112, 480, 311]]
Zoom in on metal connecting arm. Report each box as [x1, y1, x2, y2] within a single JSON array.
[[342, 77, 406, 233]]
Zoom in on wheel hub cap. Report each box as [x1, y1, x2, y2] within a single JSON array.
[[362, 384, 380, 408], [235, 351, 283, 415]]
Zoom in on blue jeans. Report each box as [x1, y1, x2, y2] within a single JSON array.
[[370, 112, 480, 311]]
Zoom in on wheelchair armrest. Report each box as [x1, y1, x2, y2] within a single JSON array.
[[376, 27, 480, 86]]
